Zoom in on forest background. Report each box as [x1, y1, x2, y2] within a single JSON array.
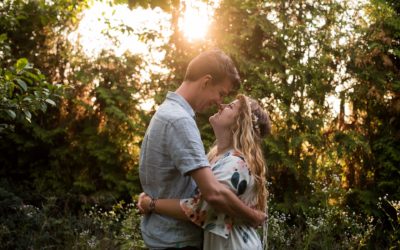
[[0, 0, 399, 249]]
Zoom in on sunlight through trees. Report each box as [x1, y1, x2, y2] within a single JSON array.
[[1, 0, 399, 248]]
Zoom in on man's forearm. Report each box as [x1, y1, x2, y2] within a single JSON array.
[[190, 167, 265, 227], [206, 185, 263, 226]]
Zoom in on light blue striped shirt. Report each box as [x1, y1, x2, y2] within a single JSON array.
[[139, 91, 209, 249]]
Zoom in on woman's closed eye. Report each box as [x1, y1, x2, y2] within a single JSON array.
[[227, 102, 236, 109], [221, 104, 232, 111], [219, 102, 235, 112]]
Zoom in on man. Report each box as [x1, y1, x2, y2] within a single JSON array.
[[139, 49, 266, 249]]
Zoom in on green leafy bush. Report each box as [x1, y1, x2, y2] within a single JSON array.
[[0, 187, 145, 249], [0, 57, 61, 132]]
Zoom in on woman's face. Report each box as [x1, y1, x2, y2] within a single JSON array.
[[209, 99, 241, 129]]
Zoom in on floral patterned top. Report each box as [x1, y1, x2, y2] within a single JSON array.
[[180, 149, 258, 239]]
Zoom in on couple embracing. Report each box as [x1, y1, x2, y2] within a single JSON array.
[[138, 49, 271, 250]]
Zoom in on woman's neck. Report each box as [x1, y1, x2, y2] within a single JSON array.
[[214, 128, 233, 156]]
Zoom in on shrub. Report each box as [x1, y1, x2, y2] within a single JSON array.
[[0, 187, 145, 249]]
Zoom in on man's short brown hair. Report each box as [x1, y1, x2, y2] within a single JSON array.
[[184, 49, 241, 89]]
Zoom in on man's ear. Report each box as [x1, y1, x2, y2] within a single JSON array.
[[202, 74, 213, 88]]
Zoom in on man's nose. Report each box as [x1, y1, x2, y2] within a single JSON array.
[[219, 104, 227, 111]]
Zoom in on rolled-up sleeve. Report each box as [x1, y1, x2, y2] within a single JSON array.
[[167, 117, 209, 176]]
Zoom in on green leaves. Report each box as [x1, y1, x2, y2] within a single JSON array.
[[15, 58, 30, 73], [23, 110, 32, 123], [15, 79, 27, 92], [0, 33, 7, 43], [45, 99, 56, 106], [5, 109, 16, 120], [0, 58, 62, 127]]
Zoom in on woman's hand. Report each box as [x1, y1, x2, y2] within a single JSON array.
[[137, 192, 152, 214]]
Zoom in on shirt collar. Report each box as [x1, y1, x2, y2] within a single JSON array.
[[166, 91, 195, 118]]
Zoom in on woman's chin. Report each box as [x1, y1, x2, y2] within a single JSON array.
[[209, 114, 218, 123]]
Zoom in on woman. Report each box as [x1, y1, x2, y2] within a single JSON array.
[[139, 94, 271, 250]]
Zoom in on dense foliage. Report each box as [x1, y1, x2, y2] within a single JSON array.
[[0, 0, 399, 249]]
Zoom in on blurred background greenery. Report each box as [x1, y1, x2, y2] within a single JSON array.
[[0, 0, 399, 249]]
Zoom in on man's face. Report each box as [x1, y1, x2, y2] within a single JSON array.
[[196, 77, 233, 112]]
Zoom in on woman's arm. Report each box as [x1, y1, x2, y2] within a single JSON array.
[[138, 193, 189, 221]]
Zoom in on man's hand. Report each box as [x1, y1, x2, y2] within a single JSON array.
[[251, 210, 267, 228], [137, 192, 152, 214]]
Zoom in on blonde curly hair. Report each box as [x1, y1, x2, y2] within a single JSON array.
[[208, 94, 271, 211]]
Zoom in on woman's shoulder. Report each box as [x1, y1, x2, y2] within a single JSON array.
[[230, 150, 246, 162], [211, 149, 248, 173], [220, 150, 245, 163]]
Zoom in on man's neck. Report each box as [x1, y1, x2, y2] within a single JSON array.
[[175, 82, 196, 111]]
